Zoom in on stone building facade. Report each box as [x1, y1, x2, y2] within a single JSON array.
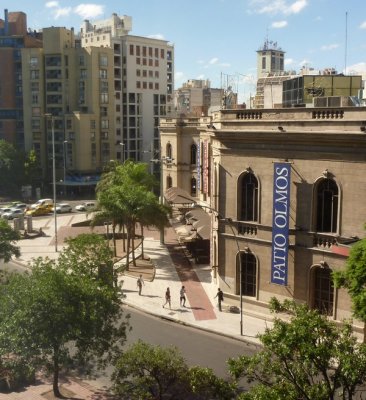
[[160, 106, 366, 334]]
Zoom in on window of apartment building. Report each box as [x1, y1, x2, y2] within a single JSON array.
[[315, 178, 339, 233], [155, 60, 159, 67], [90, 131, 95, 140], [129, 44, 134, 55], [99, 69, 107, 79], [66, 119, 72, 129], [160, 95, 166, 104], [142, 70, 147, 77], [143, 82, 147, 89], [80, 69, 87, 79], [129, 104, 136, 114], [100, 93, 109, 103], [311, 265, 334, 316], [155, 71, 159, 78], [160, 49, 165, 59], [149, 70, 153, 78], [142, 59, 147, 66], [149, 59, 153, 67], [100, 55, 108, 67], [237, 252, 257, 297], [31, 92, 39, 104], [116, 104, 121, 112], [136, 46, 140, 56], [31, 118, 40, 130], [136, 81, 141, 89], [101, 119, 109, 129], [136, 58, 140, 65], [136, 69, 141, 77], [100, 107, 108, 117], [30, 57, 38, 67], [79, 55, 85, 66], [30, 70, 39, 80], [31, 82, 39, 91], [167, 50, 172, 60], [262, 56, 266, 70], [190, 177, 197, 197], [148, 47, 153, 57], [142, 46, 147, 57], [155, 48, 159, 58], [129, 116, 136, 126], [100, 80, 108, 92], [166, 175, 172, 189], [238, 172, 258, 222], [149, 82, 153, 89], [45, 56, 61, 67], [129, 93, 135, 103]]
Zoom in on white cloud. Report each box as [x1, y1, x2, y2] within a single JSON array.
[[250, 0, 307, 15], [73, 4, 104, 19], [320, 43, 339, 51], [360, 21, 366, 29], [285, 58, 294, 65], [345, 62, 366, 75], [148, 34, 165, 40], [209, 57, 219, 65], [54, 7, 72, 19], [45, 1, 59, 8], [272, 20, 288, 28]]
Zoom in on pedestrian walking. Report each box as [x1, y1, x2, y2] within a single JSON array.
[[215, 288, 224, 312], [180, 285, 186, 307], [137, 274, 144, 295], [163, 287, 171, 309]]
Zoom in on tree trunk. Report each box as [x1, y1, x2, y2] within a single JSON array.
[[131, 222, 136, 266], [122, 224, 126, 252], [52, 346, 62, 398], [112, 221, 117, 257], [126, 224, 131, 271]]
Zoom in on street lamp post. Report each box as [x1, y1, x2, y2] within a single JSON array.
[[45, 113, 58, 252], [63, 140, 68, 196]]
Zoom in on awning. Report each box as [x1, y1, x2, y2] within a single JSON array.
[[164, 187, 195, 205], [186, 208, 211, 240]]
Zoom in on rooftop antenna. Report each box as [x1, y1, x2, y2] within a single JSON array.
[[344, 11, 348, 74]]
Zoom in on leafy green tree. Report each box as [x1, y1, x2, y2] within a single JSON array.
[[58, 233, 114, 283], [0, 259, 128, 398], [228, 298, 366, 400], [333, 234, 366, 341], [23, 149, 41, 186], [112, 340, 237, 400], [0, 140, 25, 196], [0, 219, 20, 262]]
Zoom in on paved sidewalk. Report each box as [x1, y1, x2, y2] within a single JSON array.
[[3, 213, 273, 398]]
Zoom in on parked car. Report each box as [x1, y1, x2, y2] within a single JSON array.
[[29, 198, 53, 210], [0, 207, 12, 216], [13, 203, 28, 211], [75, 202, 96, 212], [2, 208, 24, 220], [53, 203, 72, 213], [25, 204, 53, 216]]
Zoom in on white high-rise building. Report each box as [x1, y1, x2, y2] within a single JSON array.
[[80, 13, 174, 164]]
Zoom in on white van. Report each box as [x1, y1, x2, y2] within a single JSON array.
[[30, 198, 53, 210]]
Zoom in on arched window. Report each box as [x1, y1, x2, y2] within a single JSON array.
[[315, 178, 338, 233], [312, 266, 334, 316], [238, 172, 258, 221], [166, 143, 172, 160], [236, 252, 257, 297], [190, 177, 197, 196], [166, 175, 172, 189], [190, 144, 197, 165]]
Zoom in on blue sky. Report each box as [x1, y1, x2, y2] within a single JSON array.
[[4, 0, 366, 103]]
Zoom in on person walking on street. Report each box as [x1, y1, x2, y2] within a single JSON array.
[[163, 287, 171, 309], [180, 285, 186, 307], [137, 274, 144, 295], [215, 288, 224, 312]]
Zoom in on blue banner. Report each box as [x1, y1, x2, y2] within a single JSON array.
[[197, 140, 201, 191], [271, 162, 291, 286]]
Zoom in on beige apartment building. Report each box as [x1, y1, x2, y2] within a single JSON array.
[[22, 27, 115, 189], [160, 105, 366, 335], [80, 13, 174, 165]]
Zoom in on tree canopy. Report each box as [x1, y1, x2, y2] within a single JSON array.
[[0, 219, 20, 262], [0, 252, 128, 397], [228, 298, 366, 400], [112, 340, 237, 400]]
